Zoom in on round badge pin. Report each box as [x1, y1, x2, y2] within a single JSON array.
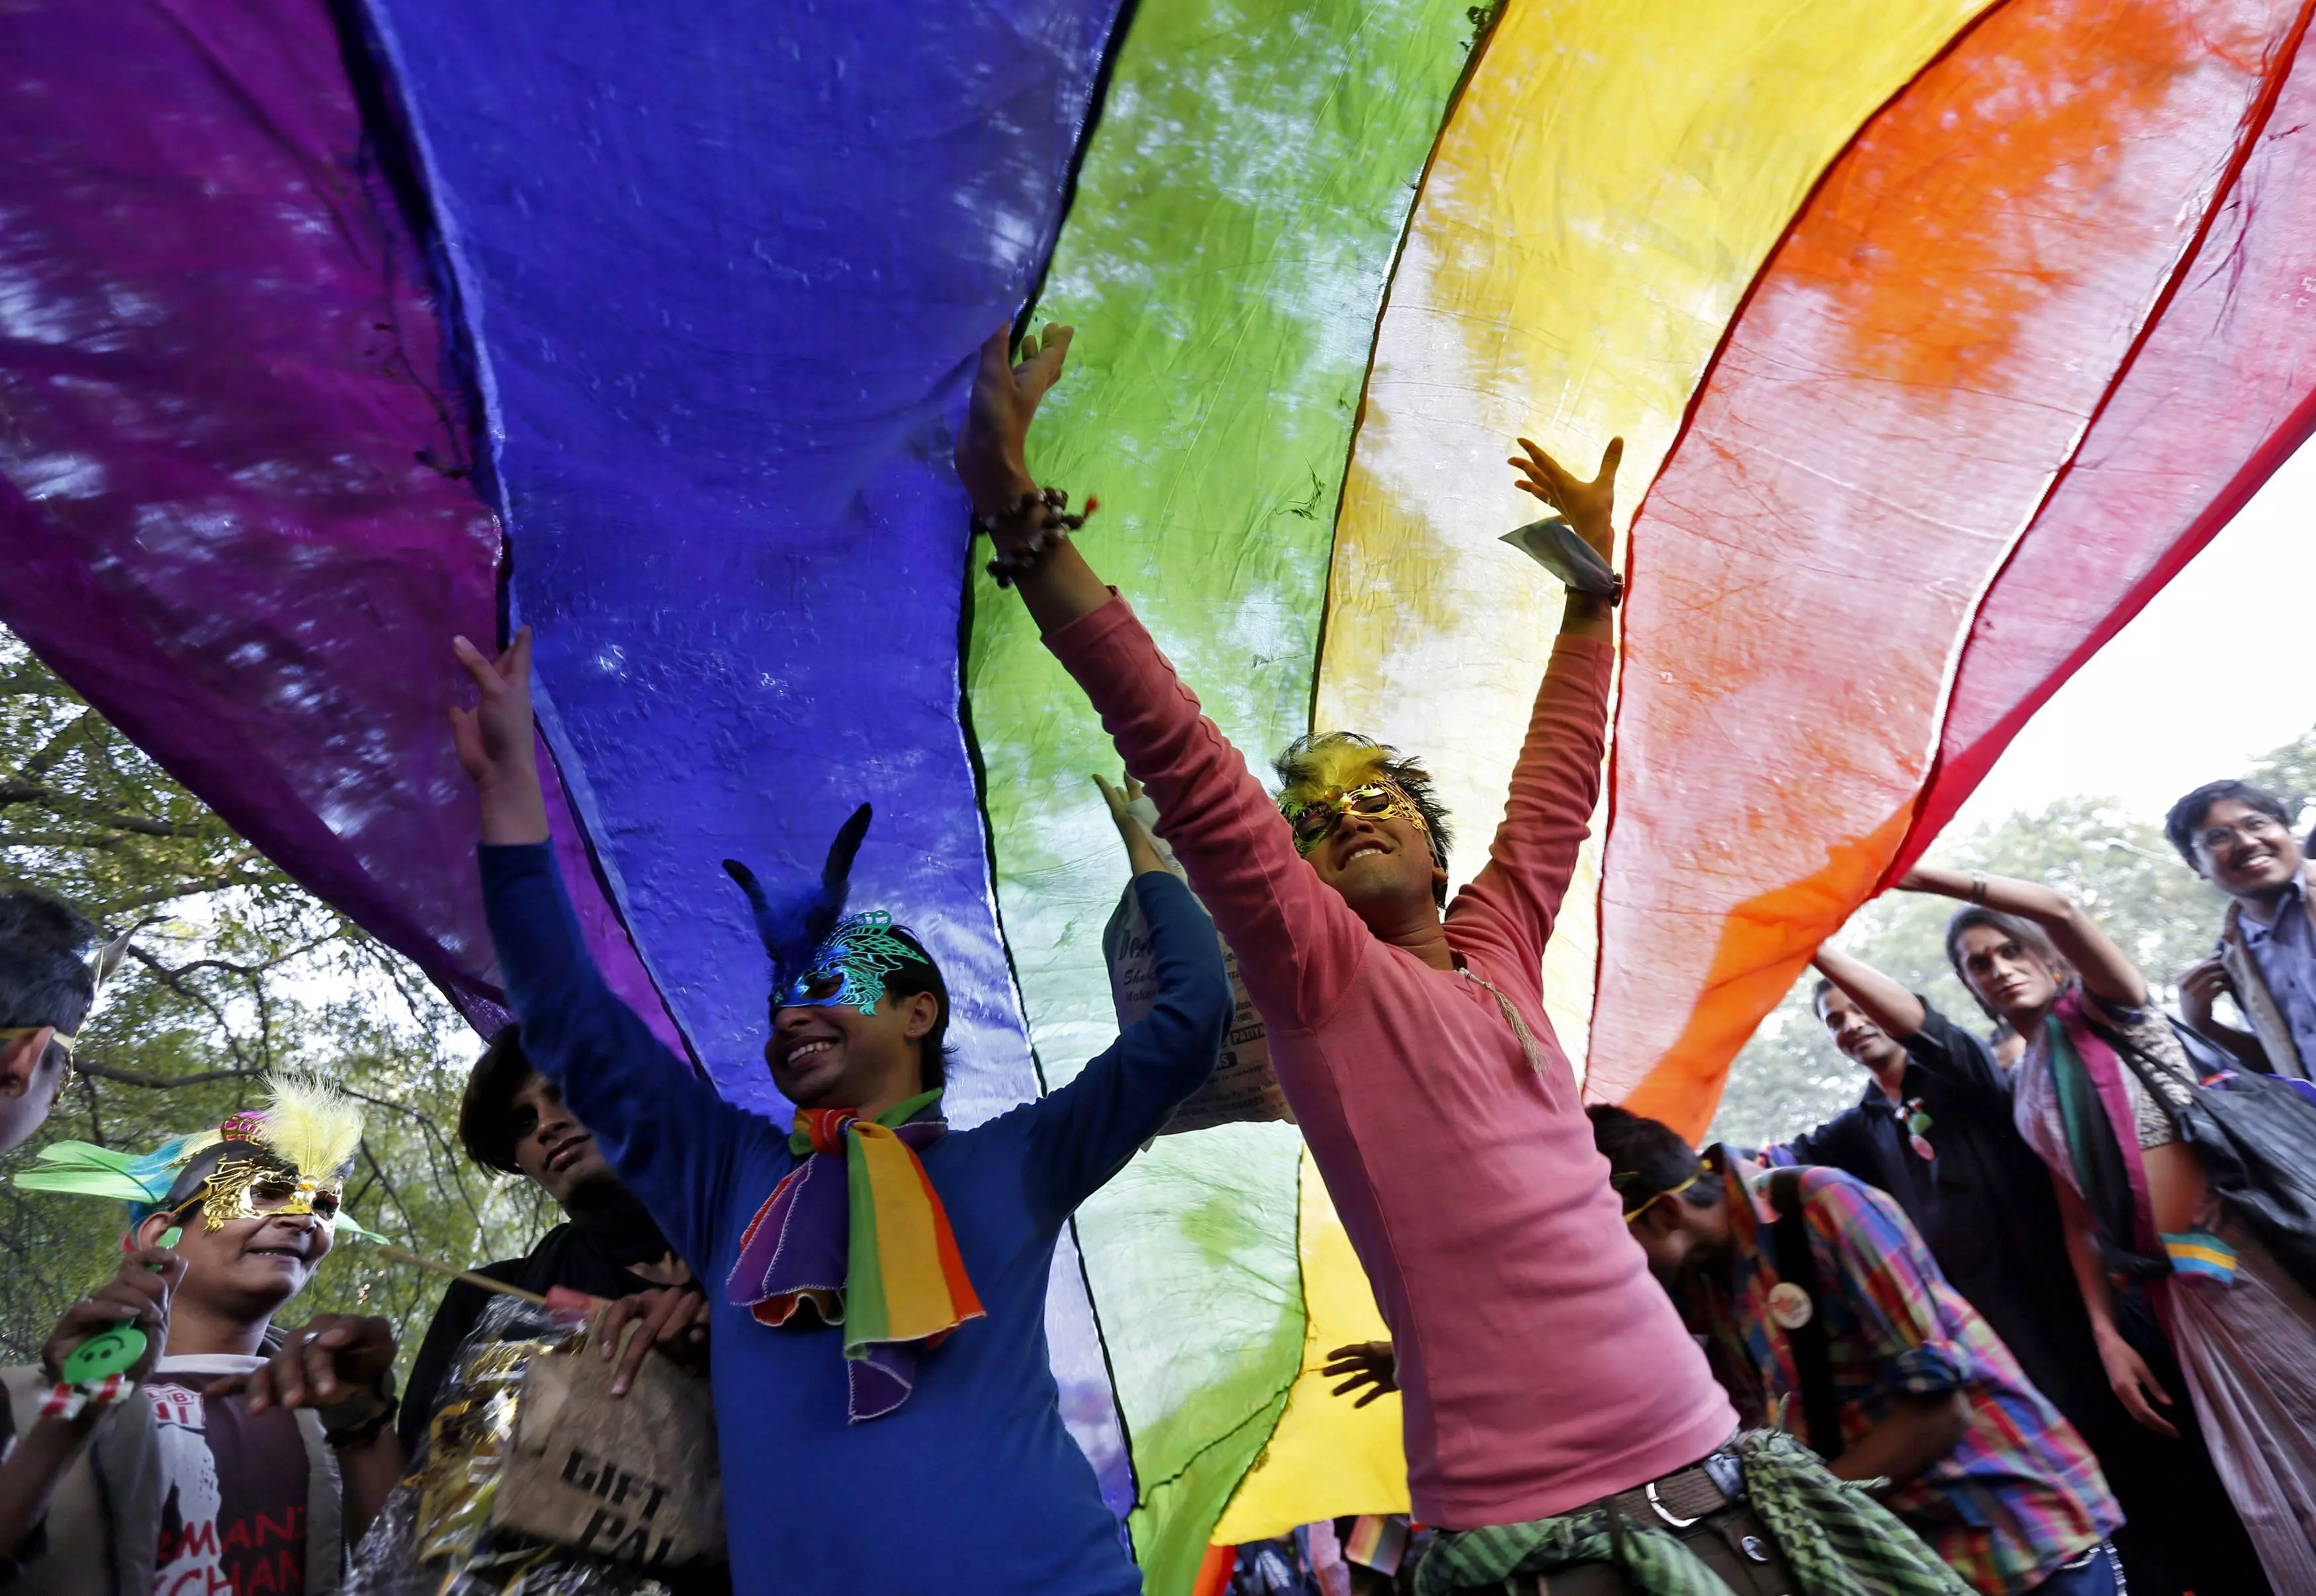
[[61, 1324, 146, 1386], [1767, 1282, 1814, 1330]]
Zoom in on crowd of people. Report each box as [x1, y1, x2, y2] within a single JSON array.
[[0, 327, 2312, 1595]]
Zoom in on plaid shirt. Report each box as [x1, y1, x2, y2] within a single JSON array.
[[1671, 1150, 2117, 1595]]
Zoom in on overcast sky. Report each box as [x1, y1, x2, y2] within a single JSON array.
[[1950, 435, 2316, 832]]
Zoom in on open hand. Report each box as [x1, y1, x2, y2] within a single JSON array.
[[1509, 436, 1623, 564], [42, 1246, 183, 1386], [2096, 1330, 2178, 1438], [594, 1286, 712, 1397], [449, 628, 550, 845], [1321, 1340, 1398, 1408], [208, 1313, 396, 1418], [1092, 770, 1167, 877], [450, 628, 534, 791], [956, 324, 1073, 521]]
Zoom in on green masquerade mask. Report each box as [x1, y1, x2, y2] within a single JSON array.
[[781, 910, 928, 1016]]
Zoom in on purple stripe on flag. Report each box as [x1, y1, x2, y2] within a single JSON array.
[[0, 0, 678, 1048]]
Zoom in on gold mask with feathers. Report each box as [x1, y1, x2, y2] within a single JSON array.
[[166, 1075, 367, 1231], [1274, 736, 1439, 862]]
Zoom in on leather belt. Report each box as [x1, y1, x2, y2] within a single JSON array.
[[1593, 1448, 1742, 1529]]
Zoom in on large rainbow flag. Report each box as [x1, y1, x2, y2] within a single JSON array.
[[4, 1, 2312, 1587]]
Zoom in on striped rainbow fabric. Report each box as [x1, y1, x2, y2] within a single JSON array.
[[830, 1114, 985, 1357], [4, 0, 2313, 1587]]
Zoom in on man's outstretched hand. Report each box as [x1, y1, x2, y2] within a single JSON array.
[[450, 627, 551, 846], [956, 324, 1073, 523], [1509, 436, 1623, 566]]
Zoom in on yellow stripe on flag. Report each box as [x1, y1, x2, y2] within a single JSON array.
[[1312, 0, 1994, 1062], [1211, 1147, 1405, 1542]]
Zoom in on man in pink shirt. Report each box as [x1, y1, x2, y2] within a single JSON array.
[[954, 328, 1851, 1591]]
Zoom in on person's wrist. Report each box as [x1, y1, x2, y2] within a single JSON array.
[[318, 1374, 396, 1448], [967, 462, 1040, 521], [473, 773, 551, 844]]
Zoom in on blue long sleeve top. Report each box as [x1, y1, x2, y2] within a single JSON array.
[[478, 843, 1231, 1595]]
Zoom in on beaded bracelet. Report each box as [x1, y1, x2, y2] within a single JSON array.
[[975, 487, 1097, 588]]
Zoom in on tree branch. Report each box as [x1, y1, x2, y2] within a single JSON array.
[[72, 1061, 263, 1091], [19, 709, 93, 783], [105, 868, 280, 915]]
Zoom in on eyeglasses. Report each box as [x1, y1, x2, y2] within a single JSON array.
[[2197, 815, 2287, 854], [0, 1026, 78, 1082], [1282, 782, 1429, 855], [1617, 1171, 1699, 1223]]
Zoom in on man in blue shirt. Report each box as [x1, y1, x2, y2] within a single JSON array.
[[448, 627, 1232, 1595], [2167, 779, 2316, 1080]]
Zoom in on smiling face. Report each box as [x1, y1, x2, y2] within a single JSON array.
[[138, 1201, 331, 1325], [1302, 805, 1447, 924], [0, 1030, 67, 1155], [1955, 922, 2062, 1023], [768, 989, 936, 1116], [2191, 795, 2304, 902], [1815, 987, 1907, 1075], [504, 1074, 612, 1205]]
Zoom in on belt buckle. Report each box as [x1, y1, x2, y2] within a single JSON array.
[[1701, 1448, 1744, 1503], [1644, 1480, 1701, 1529]]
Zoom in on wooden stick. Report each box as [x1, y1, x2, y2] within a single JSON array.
[[365, 1241, 549, 1306]]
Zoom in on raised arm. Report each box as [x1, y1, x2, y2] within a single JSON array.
[[1024, 855, 1232, 1223], [452, 631, 772, 1270], [1899, 865, 2149, 1009], [958, 327, 1369, 1027], [1811, 946, 1928, 1040], [1447, 439, 1621, 969]]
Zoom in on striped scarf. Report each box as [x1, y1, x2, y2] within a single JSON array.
[[727, 1089, 985, 1420], [1416, 1430, 1969, 1596]]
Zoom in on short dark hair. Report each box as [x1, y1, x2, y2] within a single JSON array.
[[0, 893, 98, 1071], [1941, 907, 2073, 1020], [1809, 977, 1835, 1014], [1587, 1104, 1720, 1213], [881, 926, 950, 1092], [2164, 779, 2294, 866], [458, 1026, 536, 1175], [1272, 732, 1455, 909]]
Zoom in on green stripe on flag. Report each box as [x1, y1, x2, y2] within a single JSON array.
[[967, 0, 1481, 1585]]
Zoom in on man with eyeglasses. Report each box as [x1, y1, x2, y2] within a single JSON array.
[[2165, 779, 2316, 1079], [964, 327, 1772, 1589]]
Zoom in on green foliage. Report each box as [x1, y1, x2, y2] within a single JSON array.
[[0, 633, 547, 1374], [1711, 742, 2316, 1149]]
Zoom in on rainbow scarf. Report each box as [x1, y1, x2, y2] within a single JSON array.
[[727, 1089, 984, 1419]]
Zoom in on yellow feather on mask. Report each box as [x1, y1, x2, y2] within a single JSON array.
[[1274, 732, 1396, 807], [256, 1072, 364, 1180]]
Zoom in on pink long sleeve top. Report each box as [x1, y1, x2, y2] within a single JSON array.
[[1047, 597, 1737, 1529]]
